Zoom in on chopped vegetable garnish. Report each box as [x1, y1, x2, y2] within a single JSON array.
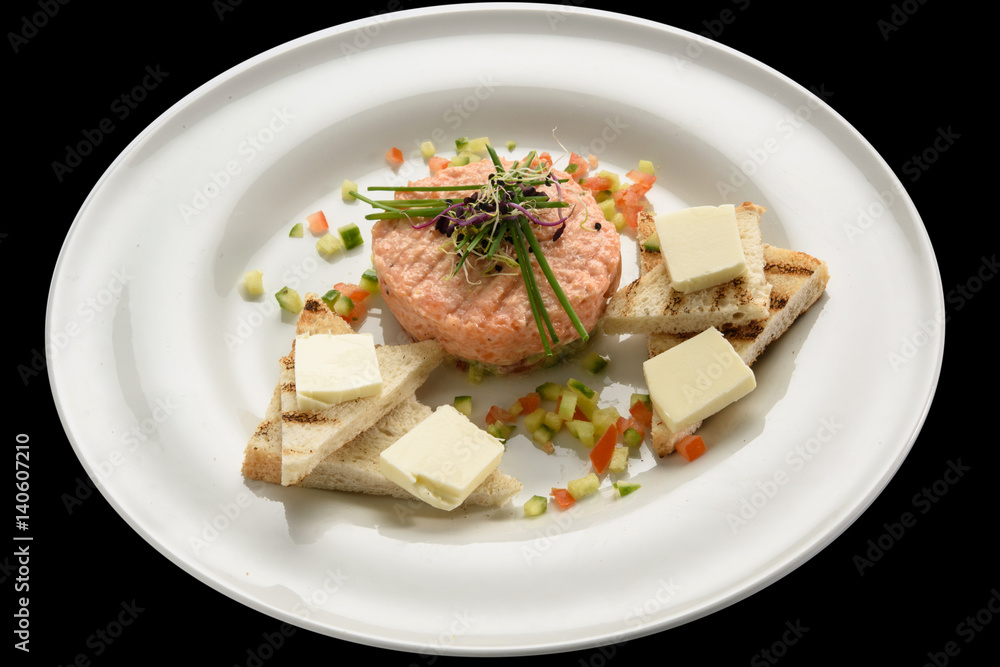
[[338, 222, 364, 249], [589, 425, 617, 474], [320, 289, 341, 312], [275, 286, 304, 313], [551, 487, 575, 509], [385, 147, 404, 167], [243, 270, 264, 296], [486, 405, 515, 425], [306, 210, 328, 235], [316, 232, 343, 255], [628, 395, 654, 431], [608, 446, 629, 473], [428, 156, 450, 174], [420, 141, 435, 158], [613, 481, 641, 497], [506, 140, 517, 152], [342, 179, 358, 201], [358, 268, 379, 294], [567, 472, 599, 500], [637, 159, 655, 175], [288, 222, 304, 238], [676, 434, 706, 462], [523, 495, 547, 516], [582, 351, 608, 374], [453, 395, 472, 416], [567, 378, 595, 399]]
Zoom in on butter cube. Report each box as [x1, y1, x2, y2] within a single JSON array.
[[654, 204, 747, 293], [379, 404, 505, 511], [642, 327, 755, 432], [294, 333, 382, 411]]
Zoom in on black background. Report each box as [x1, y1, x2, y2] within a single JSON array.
[[7, 1, 994, 665]]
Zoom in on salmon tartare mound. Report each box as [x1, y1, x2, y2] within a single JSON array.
[[370, 157, 622, 372]]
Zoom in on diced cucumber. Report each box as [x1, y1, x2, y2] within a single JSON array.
[[457, 149, 480, 162], [341, 179, 358, 201], [338, 223, 364, 250], [532, 424, 554, 445], [487, 422, 515, 442], [467, 363, 486, 384], [333, 295, 354, 318], [623, 427, 643, 448], [453, 395, 472, 416], [574, 392, 596, 421], [567, 472, 599, 500], [611, 211, 626, 232], [535, 381, 563, 402], [598, 197, 616, 221], [567, 378, 596, 400], [557, 391, 577, 421], [467, 136, 490, 154], [455, 136, 469, 152], [567, 419, 595, 447], [243, 269, 264, 297], [593, 189, 613, 203], [523, 495, 547, 517], [630, 393, 651, 408], [288, 222, 304, 238], [320, 289, 341, 312], [597, 170, 621, 192], [316, 232, 343, 255], [275, 286, 303, 313], [359, 268, 379, 294], [449, 155, 471, 167], [642, 232, 660, 252], [543, 411, 563, 432], [420, 141, 435, 158], [637, 159, 655, 175], [582, 351, 608, 374], [508, 400, 524, 417], [613, 481, 641, 497], [591, 409, 621, 443], [565, 163, 579, 174], [608, 446, 629, 473], [506, 139, 517, 152], [523, 407, 547, 434]]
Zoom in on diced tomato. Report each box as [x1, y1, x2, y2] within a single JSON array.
[[551, 488, 576, 509], [613, 186, 645, 230], [486, 405, 516, 426], [581, 175, 613, 192], [428, 156, 450, 174], [626, 415, 645, 437], [590, 425, 617, 474], [306, 210, 328, 234], [333, 282, 371, 304], [587, 153, 599, 169], [615, 416, 630, 436], [676, 435, 706, 462], [566, 152, 590, 178], [537, 151, 553, 168], [628, 399, 654, 431], [517, 392, 541, 415], [385, 147, 404, 167], [625, 169, 656, 196]]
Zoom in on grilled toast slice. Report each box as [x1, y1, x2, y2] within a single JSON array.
[[243, 388, 522, 507], [601, 203, 772, 335], [277, 293, 446, 486], [635, 206, 831, 455]]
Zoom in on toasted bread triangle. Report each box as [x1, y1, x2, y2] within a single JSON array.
[[602, 203, 772, 335], [277, 293, 446, 486], [632, 206, 830, 456]]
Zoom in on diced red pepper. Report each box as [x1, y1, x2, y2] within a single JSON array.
[[566, 152, 590, 178], [551, 488, 576, 509], [589, 425, 617, 474], [615, 416, 630, 436], [428, 156, 450, 174], [581, 175, 613, 192], [676, 435, 706, 462], [486, 405, 516, 426], [625, 169, 656, 196], [629, 399, 653, 431], [517, 392, 541, 415], [306, 210, 328, 234], [385, 147, 404, 167]]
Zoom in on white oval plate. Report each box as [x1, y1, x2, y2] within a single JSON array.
[[47, 3, 943, 656]]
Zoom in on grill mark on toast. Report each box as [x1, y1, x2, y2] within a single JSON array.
[[765, 261, 815, 276], [282, 411, 336, 425]]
